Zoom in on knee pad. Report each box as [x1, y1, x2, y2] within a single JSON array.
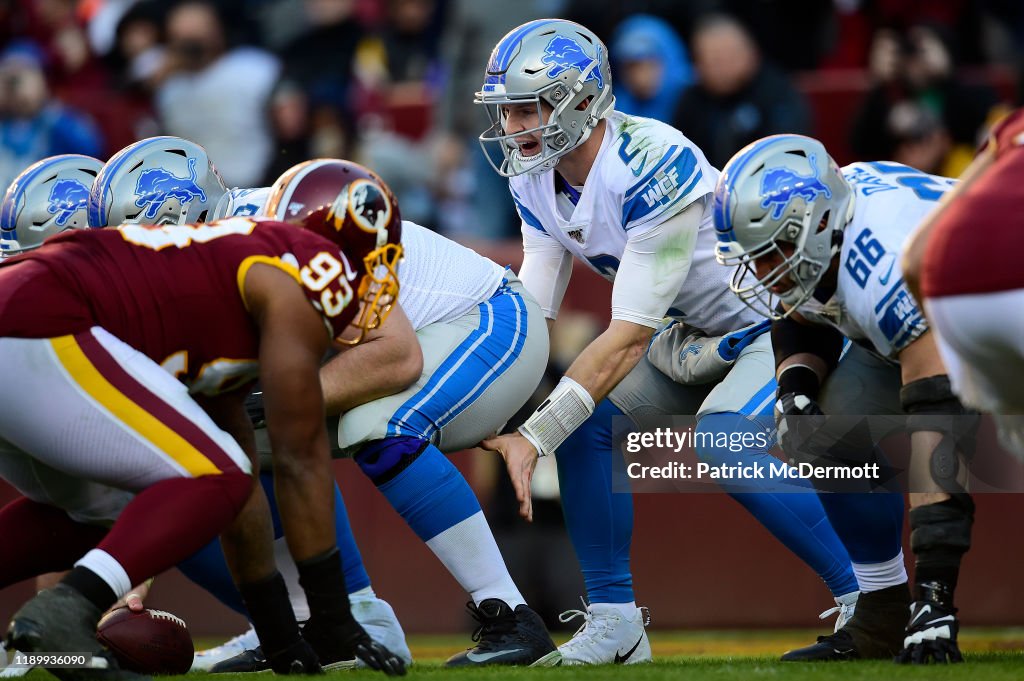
[[354, 436, 429, 485], [902, 375, 979, 494]]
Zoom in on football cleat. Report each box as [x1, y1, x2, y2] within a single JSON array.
[[0, 639, 30, 678], [191, 627, 259, 671], [556, 601, 652, 665], [781, 583, 910, 661], [350, 592, 412, 667], [6, 585, 149, 681], [445, 600, 560, 667], [894, 581, 963, 664]]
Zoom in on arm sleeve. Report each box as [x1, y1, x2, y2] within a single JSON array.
[[610, 197, 704, 328], [519, 222, 573, 320]]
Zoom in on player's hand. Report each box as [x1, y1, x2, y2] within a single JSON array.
[[894, 601, 963, 664], [480, 432, 538, 522], [774, 392, 826, 459], [108, 578, 154, 613]]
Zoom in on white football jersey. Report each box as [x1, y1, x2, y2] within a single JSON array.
[[396, 221, 504, 330], [798, 161, 957, 359], [510, 111, 756, 336], [214, 188, 503, 331]]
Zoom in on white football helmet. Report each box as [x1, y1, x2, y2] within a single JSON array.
[[475, 19, 614, 177], [713, 134, 854, 319], [88, 136, 227, 227], [0, 154, 104, 257]]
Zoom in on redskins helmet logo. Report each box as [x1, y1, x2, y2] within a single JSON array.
[[329, 178, 392, 243]]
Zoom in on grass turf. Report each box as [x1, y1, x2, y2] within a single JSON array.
[[19, 628, 1024, 680]]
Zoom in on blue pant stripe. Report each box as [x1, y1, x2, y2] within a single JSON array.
[[739, 376, 777, 415], [433, 288, 527, 431]]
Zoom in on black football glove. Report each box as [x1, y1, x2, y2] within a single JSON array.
[[774, 392, 826, 459], [894, 600, 963, 664]]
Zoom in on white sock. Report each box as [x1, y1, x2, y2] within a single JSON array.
[[74, 549, 132, 599], [852, 551, 908, 592], [425, 511, 525, 608]]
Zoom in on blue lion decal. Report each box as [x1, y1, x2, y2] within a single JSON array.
[[134, 157, 207, 220], [541, 35, 604, 89], [47, 179, 91, 226], [759, 154, 832, 220]]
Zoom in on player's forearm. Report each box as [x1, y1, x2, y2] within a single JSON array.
[[321, 342, 422, 415], [564, 320, 653, 404], [272, 438, 338, 562]]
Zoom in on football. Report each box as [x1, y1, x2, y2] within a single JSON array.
[[96, 607, 194, 675]]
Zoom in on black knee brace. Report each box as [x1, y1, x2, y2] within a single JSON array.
[[901, 375, 979, 494]]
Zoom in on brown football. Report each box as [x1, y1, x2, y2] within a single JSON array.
[[96, 607, 193, 675]]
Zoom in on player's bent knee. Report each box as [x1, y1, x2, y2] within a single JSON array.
[[354, 436, 429, 485]]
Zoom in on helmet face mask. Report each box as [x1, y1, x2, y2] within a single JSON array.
[[475, 19, 614, 177], [88, 136, 227, 228], [713, 135, 852, 320], [1, 154, 104, 257], [266, 159, 404, 344]]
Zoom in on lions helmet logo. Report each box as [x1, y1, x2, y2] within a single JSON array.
[[759, 154, 833, 221], [134, 157, 208, 220], [46, 178, 91, 226], [541, 35, 604, 89]]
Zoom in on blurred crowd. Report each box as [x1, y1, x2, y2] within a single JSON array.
[[2, 0, 1023, 241]]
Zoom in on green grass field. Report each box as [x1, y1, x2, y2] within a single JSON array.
[[20, 628, 1024, 680]]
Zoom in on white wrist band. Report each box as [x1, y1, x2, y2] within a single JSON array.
[[519, 376, 596, 457]]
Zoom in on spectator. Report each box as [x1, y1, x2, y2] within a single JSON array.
[[672, 14, 811, 168], [0, 42, 103, 190], [610, 14, 693, 123], [154, 1, 279, 187], [850, 23, 1001, 170]]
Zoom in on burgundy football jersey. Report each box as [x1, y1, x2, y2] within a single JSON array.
[[0, 218, 360, 394], [923, 108, 1024, 298]]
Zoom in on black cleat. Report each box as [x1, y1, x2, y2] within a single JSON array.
[[894, 582, 963, 665], [302, 618, 404, 676], [208, 647, 270, 674], [445, 600, 560, 667], [781, 584, 911, 662], [781, 629, 859, 661], [6, 585, 149, 681]]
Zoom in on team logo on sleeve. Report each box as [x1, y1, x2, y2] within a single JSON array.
[[133, 157, 208, 220], [46, 178, 91, 226], [542, 36, 605, 88], [759, 155, 832, 220]]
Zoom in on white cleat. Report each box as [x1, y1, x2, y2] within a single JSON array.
[[351, 592, 413, 667], [0, 641, 30, 678], [820, 591, 859, 632], [557, 601, 652, 665], [190, 626, 259, 672]]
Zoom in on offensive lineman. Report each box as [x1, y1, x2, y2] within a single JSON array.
[[711, 133, 975, 663], [474, 19, 858, 663]]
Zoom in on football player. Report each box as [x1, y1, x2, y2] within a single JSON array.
[[0, 208, 406, 677], [202, 160, 560, 669], [712, 133, 974, 663], [474, 19, 858, 664], [903, 108, 1024, 461], [85, 139, 414, 669], [93, 149, 560, 668], [1, 154, 103, 257]]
